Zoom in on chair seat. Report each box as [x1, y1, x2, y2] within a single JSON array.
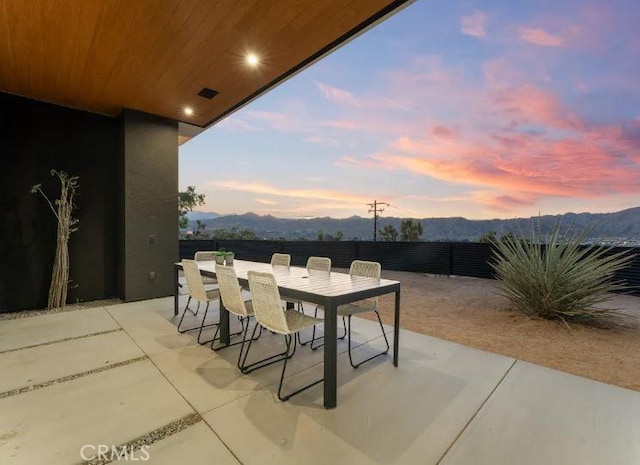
[[338, 302, 377, 316], [224, 299, 255, 318], [242, 300, 255, 316], [266, 309, 323, 335], [205, 288, 221, 300]]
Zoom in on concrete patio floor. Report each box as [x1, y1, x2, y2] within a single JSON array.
[[0, 296, 638, 464]]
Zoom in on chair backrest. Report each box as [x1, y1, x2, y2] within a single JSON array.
[[270, 253, 291, 267], [194, 251, 218, 283], [215, 265, 249, 317], [306, 256, 331, 272], [349, 260, 381, 308], [182, 259, 208, 301], [247, 271, 289, 334], [194, 251, 217, 261]]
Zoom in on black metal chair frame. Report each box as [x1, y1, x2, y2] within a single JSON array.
[[178, 300, 244, 346], [309, 308, 389, 369], [177, 277, 202, 318], [240, 323, 323, 401], [278, 334, 324, 402], [238, 322, 295, 374], [345, 310, 390, 368], [176, 300, 216, 343], [210, 315, 263, 370], [308, 307, 347, 349]]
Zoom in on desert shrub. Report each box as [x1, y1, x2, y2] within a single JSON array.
[[490, 223, 634, 325]]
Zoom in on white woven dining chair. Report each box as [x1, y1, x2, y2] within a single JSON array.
[[181, 251, 219, 316], [306, 256, 331, 273], [212, 265, 261, 370], [311, 260, 389, 368], [270, 253, 291, 267], [296, 256, 331, 346], [245, 270, 324, 401], [178, 259, 221, 345], [194, 251, 219, 282]]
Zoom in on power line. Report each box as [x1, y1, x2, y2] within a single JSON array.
[[367, 200, 390, 241]]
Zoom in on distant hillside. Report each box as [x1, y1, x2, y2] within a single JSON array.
[[185, 207, 640, 243], [186, 211, 220, 221]]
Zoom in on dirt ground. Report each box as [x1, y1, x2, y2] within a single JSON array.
[[367, 270, 640, 392]]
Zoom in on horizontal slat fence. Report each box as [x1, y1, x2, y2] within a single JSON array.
[[450, 242, 495, 279], [179, 240, 640, 295], [358, 242, 451, 274]]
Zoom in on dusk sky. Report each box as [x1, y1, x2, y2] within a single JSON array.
[[180, 0, 640, 220]]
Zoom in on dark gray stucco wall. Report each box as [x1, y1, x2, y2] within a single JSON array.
[[0, 92, 119, 311], [120, 109, 178, 302], [0, 94, 179, 311]]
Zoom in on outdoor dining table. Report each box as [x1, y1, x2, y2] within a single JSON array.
[[173, 259, 401, 409]]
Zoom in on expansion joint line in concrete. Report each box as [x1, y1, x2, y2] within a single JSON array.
[[0, 355, 148, 399], [435, 358, 518, 465], [79, 413, 203, 465], [0, 328, 123, 355]]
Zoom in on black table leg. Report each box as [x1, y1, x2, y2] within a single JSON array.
[[174, 264, 179, 317], [393, 288, 400, 367], [324, 300, 337, 409]]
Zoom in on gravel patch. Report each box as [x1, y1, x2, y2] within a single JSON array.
[[0, 328, 123, 355], [80, 413, 203, 465], [0, 299, 122, 321], [0, 355, 147, 399]]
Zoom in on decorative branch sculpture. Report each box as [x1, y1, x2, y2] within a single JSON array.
[[31, 170, 79, 309]]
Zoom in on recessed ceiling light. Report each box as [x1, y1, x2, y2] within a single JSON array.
[[184, 107, 193, 116], [246, 53, 259, 66]]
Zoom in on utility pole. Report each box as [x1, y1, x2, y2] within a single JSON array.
[[367, 200, 389, 241]]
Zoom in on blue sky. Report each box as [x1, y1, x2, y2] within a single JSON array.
[[180, 0, 640, 219]]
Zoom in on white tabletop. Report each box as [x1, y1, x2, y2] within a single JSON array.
[[194, 259, 400, 298]]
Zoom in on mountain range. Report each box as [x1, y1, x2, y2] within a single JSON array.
[[186, 207, 640, 243]]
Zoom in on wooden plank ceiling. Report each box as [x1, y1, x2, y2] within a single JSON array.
[[0, 0, 408, 137]]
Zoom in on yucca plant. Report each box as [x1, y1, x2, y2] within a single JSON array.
[[490, 222, 634, 326]]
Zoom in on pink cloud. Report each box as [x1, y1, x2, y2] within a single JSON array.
[[492, 84, 581, 130], [334, 154, 386, 170], [317, 81, 412, 112], [317, 83, 361, 107], [472, 192, 541, 212], [305, 135, 340, 146], [369, 124, 640, 202], [211, 180, 373, 205], [461, 11, 487, 38], [322, 119, 363, 131], [430, 125, 457, 139], [483, 59, 529, 89], [513, 8, 626, 54], [566, 5, 621, 52], [518, 27, 565, 47], [576, 82, 590, 93], [255, 198, 277, 205], [243, 110, 298, 132], [389, 55, 462, 89], [217, 117, 263, 132], [344, 79, 640, 214]]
